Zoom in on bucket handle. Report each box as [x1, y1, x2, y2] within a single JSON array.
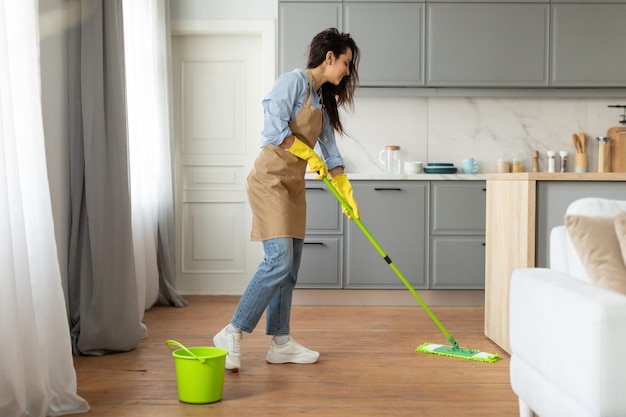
[[165, 340, 207, 364]]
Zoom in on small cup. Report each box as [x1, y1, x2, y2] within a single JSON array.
[[460, 158, 479, 174], [404, 161, 423, 174]]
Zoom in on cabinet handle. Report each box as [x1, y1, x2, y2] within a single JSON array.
[[482, 188, 486, 191], [481, 242, 486, 246], [303, 242, 325, 246], [374, 187, 402, 191], [306, 187, 325, 191]]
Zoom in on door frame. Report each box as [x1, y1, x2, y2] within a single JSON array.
[[170, 20, 275, 293]]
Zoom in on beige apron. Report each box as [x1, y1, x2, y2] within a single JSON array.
[[247, 70, 323, 241]]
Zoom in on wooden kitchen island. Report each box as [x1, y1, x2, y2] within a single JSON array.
[[484, 172, 626, 354]]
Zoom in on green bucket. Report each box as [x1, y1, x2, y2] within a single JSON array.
[[166, 340, 228, 404]]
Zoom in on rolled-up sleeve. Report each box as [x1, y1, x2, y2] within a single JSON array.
[[260, 71, 305, 148]]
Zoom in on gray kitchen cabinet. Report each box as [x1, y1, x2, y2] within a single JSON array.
[[430, 181, 486, 234], [278, 2, 342, 74], [345, 181, 428, 288], [297, 182, 343, 288], [429, 0, 546, 2], [550, 4, 626, 87], [343, 2, 425, 86], [300, 179, 487, 289], [345, 0, 420, 2], [535, 181, 626, 267], [278, 1, 424, 86], [430, 236, 486, 289], [429, 181, 486, 289], [426, 3, 549, 87], [551, 0, 626, 3]]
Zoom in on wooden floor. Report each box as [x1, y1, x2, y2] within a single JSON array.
[[73, 295, 518, 416]]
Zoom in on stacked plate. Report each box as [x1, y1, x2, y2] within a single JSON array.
[[423, 163, 457, 174]]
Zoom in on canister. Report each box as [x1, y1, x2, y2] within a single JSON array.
[[597, 136, 611, 173]]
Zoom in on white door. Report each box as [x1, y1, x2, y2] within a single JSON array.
[[171, 26, 271, 294]]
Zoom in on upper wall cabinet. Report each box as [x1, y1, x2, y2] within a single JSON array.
[[344, 3, 425, 86], [279, 1, 424, 86], [278, 1, 626, 89], [429, 0, 546, 2], [426, 4, 549, 87], [278, 2, 342, 73], [550, 4, 626, 87]]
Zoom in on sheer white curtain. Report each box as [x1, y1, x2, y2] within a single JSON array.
[[0, 0, 89, 416], [123, 0, 176, 315]]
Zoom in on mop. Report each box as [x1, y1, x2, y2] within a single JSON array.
[[321, 175, 501, 363]]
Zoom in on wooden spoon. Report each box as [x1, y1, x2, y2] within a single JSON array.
[[578, 132, 586, 152], [572, 133, 581, 153]]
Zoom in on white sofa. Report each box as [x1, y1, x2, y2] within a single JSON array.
[[509, 198, 626, 417]]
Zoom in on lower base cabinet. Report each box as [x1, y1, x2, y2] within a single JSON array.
[[298, 237, 343, 288], [429, 181, 487, 289], [297, 179, 486, 290], [430, 236, 485, 289], [345, 181, 428, 289]]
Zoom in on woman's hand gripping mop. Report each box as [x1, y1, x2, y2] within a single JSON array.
[[321, 174, 501, 363]]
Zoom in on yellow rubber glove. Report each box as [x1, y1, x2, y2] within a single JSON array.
[[331, 174, 360, 220], [286, 137, 328, 179]]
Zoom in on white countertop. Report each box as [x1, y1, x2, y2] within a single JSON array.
[[305, 172, 486, 181]]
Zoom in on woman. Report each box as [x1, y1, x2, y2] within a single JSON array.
[[213, 28, 361, 371]]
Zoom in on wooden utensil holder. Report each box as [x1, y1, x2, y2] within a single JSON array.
[[574, 153, 587, 172]]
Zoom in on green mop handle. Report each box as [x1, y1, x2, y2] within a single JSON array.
[[321, 175, 459, 349]]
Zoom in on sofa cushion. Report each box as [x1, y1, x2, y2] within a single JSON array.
[[565, 214, 626, 296], [565, 198, 626, 283], [615, 211, 626, 266]]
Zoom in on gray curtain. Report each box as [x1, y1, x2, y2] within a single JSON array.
[[157, 0, 187, 308], [67, 0, 185, 356]]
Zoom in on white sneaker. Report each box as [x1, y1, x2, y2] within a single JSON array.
[[213, 326, 242, 372], [266, 338, 320, 364]]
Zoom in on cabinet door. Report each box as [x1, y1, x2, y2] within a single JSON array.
[[305, 182, 342, 234], [343, 2, 424, 87], [298, 237, 343, 288], [298, 181, 343, 288], [536, 181, 626, 267], [430, 236, 485, 289], [278, 3, 342, 75], [345, 182, 428, 288], [550, 5, 626, 87], [430, 181, 486, 234], [426, 4, 549, 87]]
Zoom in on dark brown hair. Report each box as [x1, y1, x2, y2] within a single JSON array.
[[306, 28, 360, 136]]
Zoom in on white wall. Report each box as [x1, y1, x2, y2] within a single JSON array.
[[339, 96, 626, 174]]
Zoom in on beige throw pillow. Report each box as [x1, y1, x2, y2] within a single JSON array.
[[565, 214, 626, 296], [614, 211, 626, 267]]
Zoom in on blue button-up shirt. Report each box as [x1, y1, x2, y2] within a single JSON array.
[[260, 69, 345, 170]]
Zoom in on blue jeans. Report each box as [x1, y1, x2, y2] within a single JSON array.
[[231, 237, 304, 336]]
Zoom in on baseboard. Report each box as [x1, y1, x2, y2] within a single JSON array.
[[292, 289, 485, 307], [180, 289, 485, 307]]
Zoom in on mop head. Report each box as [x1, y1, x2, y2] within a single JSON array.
[[416, 343, 502, 363]]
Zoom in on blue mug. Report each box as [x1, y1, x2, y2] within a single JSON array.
[[461, 158, 479, 174]]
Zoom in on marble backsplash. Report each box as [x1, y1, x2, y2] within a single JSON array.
[[337, 96, 626, 174]]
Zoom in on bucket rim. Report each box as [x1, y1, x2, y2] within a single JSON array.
[[171, 346, 227, 360]]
